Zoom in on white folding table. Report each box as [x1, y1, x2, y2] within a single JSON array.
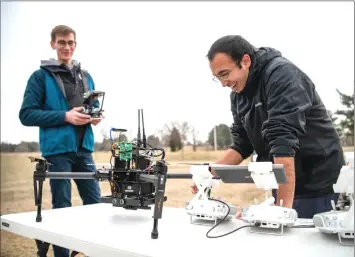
[[1, 203, 353, 257]]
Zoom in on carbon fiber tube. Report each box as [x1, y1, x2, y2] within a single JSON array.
[[166, 173, 192, 179], [43, 172, 96, 179]]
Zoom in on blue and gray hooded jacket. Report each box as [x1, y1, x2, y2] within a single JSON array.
[[19, 59, 97, 157]]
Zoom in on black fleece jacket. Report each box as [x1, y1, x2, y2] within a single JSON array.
[[230, 47, 345, 198], [40, 62, 87, 149]]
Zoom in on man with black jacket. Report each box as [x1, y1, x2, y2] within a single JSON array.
[[192, 35, 345, 219]]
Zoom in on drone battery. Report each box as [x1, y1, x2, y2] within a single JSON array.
[[122, 182, 154, 196], [137, 157, 150, 170], [140, 182, 155, 195], [114, 158, 127, 170]]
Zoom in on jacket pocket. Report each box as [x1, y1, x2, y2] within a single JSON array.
[[82, 125, 94, 152], [41, 126, 77, 155]]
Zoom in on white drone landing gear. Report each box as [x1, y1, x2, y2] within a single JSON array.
[[313, 153, 354, 246], [240, 162, 298, 236], [337, 195, 354, 246], [185, 165, 236, 226]]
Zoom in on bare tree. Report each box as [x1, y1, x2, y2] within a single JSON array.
[[161, 121, 191, 158], [176, 121, 190, 144], [190, 125, 199, 152], [157, 127, 171, 148]]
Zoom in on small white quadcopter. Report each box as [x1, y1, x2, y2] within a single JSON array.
[[240, 162, 298, 235], [185, 165, 237, 225], [313, 152, 354, 246], [210, 161, 298, 236]]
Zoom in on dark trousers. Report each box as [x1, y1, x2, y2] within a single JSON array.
[[46, 150, 101, 257], [273, 190, 339, 219]]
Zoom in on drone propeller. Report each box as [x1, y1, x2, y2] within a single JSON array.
[[28, 156, 52, 165], [111, 128, 127, 132], [154, 159, 168, 165], [177, 162, 210, 166], [86, 163, 111, 166], [29, 156, 44, 162]]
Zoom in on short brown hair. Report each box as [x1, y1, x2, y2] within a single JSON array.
[[51, 25, 76, 42]]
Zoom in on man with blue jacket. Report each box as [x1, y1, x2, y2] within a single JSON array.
[[19, 25, 101, 257]]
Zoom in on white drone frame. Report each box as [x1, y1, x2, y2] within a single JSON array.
[[190, 165, 219, 201], [313, 152, 354, 246], [185, 165, 224, 225], [210, 161, 296, 236], [332, 157, 353, 245], [246, 162, 293, 235]]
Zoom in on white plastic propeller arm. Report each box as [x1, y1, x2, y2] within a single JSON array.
[[333, 165, 354, 194], [248, 162, 278, 191], [190, 165, 219, 188], [189, 165, 219, 201], [344, 152, 354, 168]]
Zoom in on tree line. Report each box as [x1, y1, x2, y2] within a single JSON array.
[[0, 122, 234, 153], [2, 89, 353, 153]]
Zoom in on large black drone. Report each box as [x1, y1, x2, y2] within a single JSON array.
[[30, 109, 193, 242]]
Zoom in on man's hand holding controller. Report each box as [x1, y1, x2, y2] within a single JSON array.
[[65, 106, 92, 125]]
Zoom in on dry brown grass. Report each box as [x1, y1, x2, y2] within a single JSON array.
[[1, 146, 353, 256]]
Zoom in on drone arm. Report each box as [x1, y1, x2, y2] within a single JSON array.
[[166, 173, 193, 179], [34, 170, 111, 181], [33, 168, 110, 223], [139, 174, 159, 184], [35, 172, 97, 180]]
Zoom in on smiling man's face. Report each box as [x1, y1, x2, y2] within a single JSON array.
[[50, 32, 77, 65], [209, 53, 251, 93]]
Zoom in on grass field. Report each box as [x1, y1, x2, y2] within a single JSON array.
[[1, 146, 353, 256]]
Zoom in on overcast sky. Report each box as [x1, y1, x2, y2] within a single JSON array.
[[1, 1, 354, 144]]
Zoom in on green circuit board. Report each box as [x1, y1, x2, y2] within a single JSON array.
[[119, 142, 133, 160]]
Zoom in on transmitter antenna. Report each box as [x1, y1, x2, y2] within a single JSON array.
[[142, 109, 147, 148], [137, 109, 142, 148]]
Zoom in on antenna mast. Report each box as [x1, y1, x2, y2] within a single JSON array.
[[141, 109, 147, 148], [137, 109, 141, 148]]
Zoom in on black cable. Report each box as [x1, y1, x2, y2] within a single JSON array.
[[205, 198, 314, 238], [205, 198, 254, 238], [109, 155, 113, 169]]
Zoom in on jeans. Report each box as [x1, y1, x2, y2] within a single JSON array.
[[46, 150, 101, 257], [272, 190, 339, 219], [292, 193, 339, 219]]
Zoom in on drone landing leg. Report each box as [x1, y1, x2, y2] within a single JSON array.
[[248, 224, 284, 236], [151, 173, 167, 239], [338, 232, 355, 246], [151, 219, 159, 239], [34, 177, 44, 222]]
